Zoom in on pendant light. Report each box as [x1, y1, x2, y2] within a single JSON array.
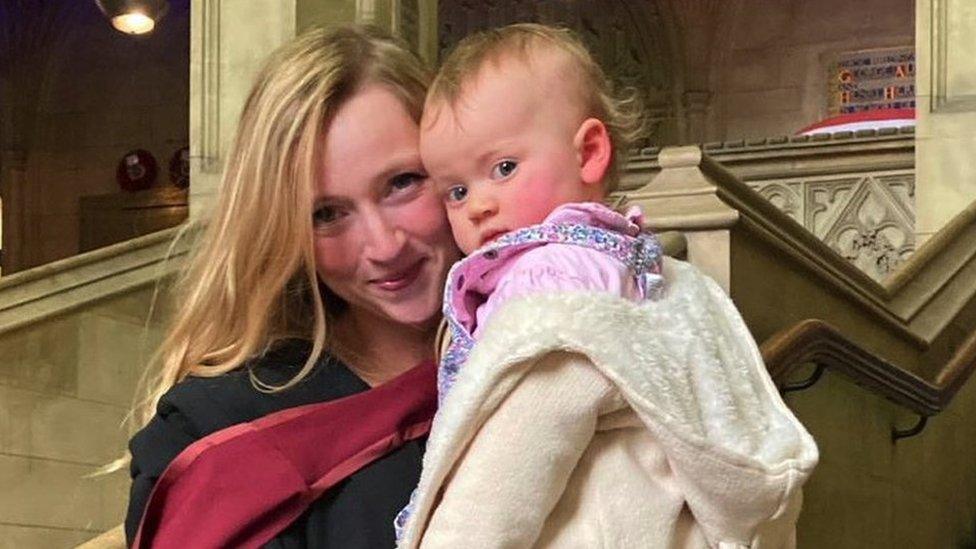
[[94, 0, 170, 35]]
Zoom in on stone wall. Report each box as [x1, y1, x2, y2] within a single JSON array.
[[915, 0, 976, 244], [789, 370, 976, 547], [0, 287, 168, 547], [706, 0, 914, 142]]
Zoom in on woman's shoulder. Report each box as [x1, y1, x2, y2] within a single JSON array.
[[125, 339, 368, 542], [131, 339, 364, 455], [158, 341, 295, 423]]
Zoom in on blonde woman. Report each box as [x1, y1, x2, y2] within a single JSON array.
[[125, 26, 459, 548]]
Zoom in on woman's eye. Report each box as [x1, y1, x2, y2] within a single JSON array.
[[389, 172, 426, 193], [446, 185, 468, 203], [490, 159, 518, 180], [313, 205, 344, 227]]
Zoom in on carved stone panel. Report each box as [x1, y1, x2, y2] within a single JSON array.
[[749, 171, 915, 282], [436, 0, 676, 144]]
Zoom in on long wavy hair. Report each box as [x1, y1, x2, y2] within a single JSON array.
[[128, 25, 431, 440]]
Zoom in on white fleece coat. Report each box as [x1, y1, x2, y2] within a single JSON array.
[[398, 258, 819, 548]]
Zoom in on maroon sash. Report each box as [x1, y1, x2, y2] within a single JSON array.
[[133, 361, 437, 549]]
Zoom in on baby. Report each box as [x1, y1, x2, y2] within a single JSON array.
[[397, 24, 818, 548]]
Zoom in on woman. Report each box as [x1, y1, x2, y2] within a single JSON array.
[[125, 26, 459, 548]]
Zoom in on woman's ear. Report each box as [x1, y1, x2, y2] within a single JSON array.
[[573, 118, 612, 186]]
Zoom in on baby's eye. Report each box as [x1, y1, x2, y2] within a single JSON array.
[[445, 185, 468, 203], [490, 159, 518, 180]]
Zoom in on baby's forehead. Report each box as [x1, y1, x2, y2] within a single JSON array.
[[424, 45, 587, 125], [480, 45, 583, 98]]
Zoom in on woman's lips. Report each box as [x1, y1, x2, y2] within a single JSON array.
[[370, 259, 425, 292]]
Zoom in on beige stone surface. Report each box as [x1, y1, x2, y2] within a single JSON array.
[[0, 317, 79, 395], [0, 454, 126, 532], [0, 524, 94, 549], [0, 386, 128, 465], [189, 0, 298, 219], [297, 0, 359, 31], [0, 283, 169, 546], [787, 370, 976, 548], [916, 0, 976, 241], [76, 313, 159, 407]]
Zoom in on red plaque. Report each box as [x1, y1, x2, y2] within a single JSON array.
[[117, 149, 158, 192]]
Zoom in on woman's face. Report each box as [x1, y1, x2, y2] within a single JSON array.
[[313, 84, 459, 331]]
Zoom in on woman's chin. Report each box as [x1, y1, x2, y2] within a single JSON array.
[[387, 301, 441, 330], [351, 296, 440, 332], [371, 270, 444, 329]]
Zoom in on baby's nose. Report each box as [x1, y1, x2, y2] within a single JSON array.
[[466, 193, 498, 223]]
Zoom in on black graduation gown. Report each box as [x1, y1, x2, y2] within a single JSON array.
[[126, 340, 426, 548]]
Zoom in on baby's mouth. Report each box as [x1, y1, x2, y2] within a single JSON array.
[[479, 229, 509, 247]]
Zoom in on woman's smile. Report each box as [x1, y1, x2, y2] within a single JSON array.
[[369, 258, 427, 293]]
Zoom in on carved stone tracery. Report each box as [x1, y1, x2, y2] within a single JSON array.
[[749, 171, 916, 282]]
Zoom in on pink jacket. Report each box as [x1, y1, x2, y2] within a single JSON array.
[[457, 202, 651, 339], [438, 201, 664, 397]]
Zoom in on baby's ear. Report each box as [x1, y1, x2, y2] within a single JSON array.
[[573, 118, 612, 186]]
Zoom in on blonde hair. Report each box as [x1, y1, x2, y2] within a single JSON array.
[[428, 23, 644, 189], [129, 26, 430, 442]]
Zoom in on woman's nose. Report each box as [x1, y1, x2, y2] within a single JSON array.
[[362, 209, 407, 263]]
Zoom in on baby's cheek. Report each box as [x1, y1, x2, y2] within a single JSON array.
[[515, 184, 563, 225], [445, 210, 479, 252]]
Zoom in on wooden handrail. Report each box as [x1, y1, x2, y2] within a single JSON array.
[[762, 319, 976, 417]]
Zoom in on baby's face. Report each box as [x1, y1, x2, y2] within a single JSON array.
[[420, 54, 596, 254]]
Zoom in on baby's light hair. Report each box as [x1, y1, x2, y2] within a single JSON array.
[[428, 23, 644, 190]]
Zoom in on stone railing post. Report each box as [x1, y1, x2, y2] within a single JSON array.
[[622, 145, 739, 292]]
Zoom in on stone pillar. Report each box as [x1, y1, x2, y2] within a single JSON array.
[[658, 0, 742, 145], [915, 0, 976, 244], [189, 0, 298, 220], [189, 0, 434, 221], [416, 0, 439, 64]]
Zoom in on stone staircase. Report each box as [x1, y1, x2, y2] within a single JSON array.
[[4, 142, 976, 548]]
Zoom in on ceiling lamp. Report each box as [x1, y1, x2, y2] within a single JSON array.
[[95, 0, 170, 35]]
